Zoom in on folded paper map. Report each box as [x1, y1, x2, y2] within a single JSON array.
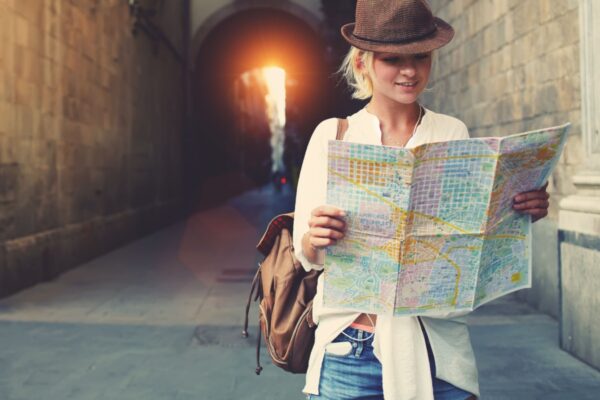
[[324, 123, 570, 316]]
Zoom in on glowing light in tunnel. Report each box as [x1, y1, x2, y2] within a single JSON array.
[[261, 66, 286, 175], [262, 66, 286, 126]]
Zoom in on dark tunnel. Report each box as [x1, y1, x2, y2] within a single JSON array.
[[187, 6, 359, 210]]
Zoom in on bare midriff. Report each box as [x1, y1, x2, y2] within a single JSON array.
[[349, 313, 377, 333]]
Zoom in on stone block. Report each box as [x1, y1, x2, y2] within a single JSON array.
[[553, 163, 577, 196], [523, 61, 538, 88], [534, 83, 560, 115], [508, 0, 521, 11], [2, 230, 57, 295], [560, 239, 600, 370], [492, 0, 509, 20], [14, 0, 42, 26], [538, 0, 553, 23], [0, 243, 8, 293], [513, 2, 536, 39], [14, 45, 41, 84], [14, 79, 33, 107], [542, 18, 566, 54], [563, 131, 584, 167], [509, 91, 524, 121], [497, 95, 514, 123], [556, 9, 580, 46], [0, 100, 15, 134], [532, 54, 549, 84], [14, 14, 28, 47], [565, 107, 582, 138], [516, 218, 560, 318], [520, 88, 536, 119], [559, 44, 581, 78], [504, 13, 515, 42], [556, 76, 580, 111], [0, 6, 15, 43], [0, 133, 15, 164], [511, 36, 529, 67], [0, 162, 18, 204], [541, 0, 579, 23], [42, 35, 56, 62], [13, 104, 34, 138], [492, 19, 506, 52], [42, 59, 56, 89]]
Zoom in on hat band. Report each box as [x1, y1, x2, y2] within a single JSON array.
[[351, 25, 438, 46]]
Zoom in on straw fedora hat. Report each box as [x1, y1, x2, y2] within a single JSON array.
[[341, 0, 455, 54]]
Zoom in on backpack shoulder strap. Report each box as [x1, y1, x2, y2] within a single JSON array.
[[336, 118, 349, 141], [256, 213, 294, 256]]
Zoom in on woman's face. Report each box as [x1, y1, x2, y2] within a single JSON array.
[[368, 51, 433, 105]]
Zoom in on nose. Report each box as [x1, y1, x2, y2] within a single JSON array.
[[399, 60, 417, 77]]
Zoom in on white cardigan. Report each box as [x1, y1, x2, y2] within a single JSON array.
[[293, 107, 480, 399]]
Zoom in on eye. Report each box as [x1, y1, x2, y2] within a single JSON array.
[[414, 53, 431, 60], [382, 57, 400, 64]]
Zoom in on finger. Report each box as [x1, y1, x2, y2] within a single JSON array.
[[532, 212, 548, 223], [513, 199, 549, 211], [310, 227, 345, 240], [311, 205, 346, 218], [514, 190, 550, 203], [519, 208, 548, 216], [520, 208, 548, 221], [309, 237, 337, 249], [309, 216, 346, 230]]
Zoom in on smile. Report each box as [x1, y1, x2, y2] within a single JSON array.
[[396, 81, 418, 87]]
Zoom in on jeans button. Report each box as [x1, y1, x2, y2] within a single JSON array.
[[352, 342, 357, 348]]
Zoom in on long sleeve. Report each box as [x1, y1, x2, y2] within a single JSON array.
[[293, 118, 338, 272]]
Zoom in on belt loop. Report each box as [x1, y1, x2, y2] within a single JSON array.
[[355, 330, 365, 357]]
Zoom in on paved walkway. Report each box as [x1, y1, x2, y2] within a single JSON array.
[[0, 185, 599, 399]]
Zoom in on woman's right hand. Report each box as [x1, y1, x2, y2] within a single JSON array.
[[301, 206, 347, 266], [305, 205, 347, 250]]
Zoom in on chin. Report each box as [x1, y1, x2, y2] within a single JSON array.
[[389, 95, 419, 105]]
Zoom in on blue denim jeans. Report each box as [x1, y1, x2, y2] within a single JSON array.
[[307, 327, 474, 400]]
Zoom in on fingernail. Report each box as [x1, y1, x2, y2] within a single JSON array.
[[514, 196, 522, 202]]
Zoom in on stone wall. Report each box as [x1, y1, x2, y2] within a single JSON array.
[[423, 0, 582, 318], [0, 0, 185, 296]]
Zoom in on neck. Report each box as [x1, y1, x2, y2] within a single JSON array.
[[366, 95, 421, 133]]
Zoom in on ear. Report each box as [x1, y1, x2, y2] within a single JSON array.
[[354, 52, 366, 73]]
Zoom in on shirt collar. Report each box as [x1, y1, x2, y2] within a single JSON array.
[[346, 107, 383, 145], [346, 106, 430, 147]]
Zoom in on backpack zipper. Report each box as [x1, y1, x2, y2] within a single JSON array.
[[259, 303, 287, 365], [261, 302, 313, 366]]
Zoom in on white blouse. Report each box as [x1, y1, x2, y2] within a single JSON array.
[[293, 107, 480, 399]]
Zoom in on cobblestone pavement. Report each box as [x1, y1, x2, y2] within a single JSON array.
[[0, 185, 599, 400]]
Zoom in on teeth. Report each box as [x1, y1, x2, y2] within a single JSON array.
[[398, 82, 416, 87]]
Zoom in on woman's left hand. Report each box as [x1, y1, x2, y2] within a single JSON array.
[[512, 182, 550, 223]]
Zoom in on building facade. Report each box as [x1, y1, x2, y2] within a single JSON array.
[[425, 0, 599, 369], [0, 0, 186, 296]]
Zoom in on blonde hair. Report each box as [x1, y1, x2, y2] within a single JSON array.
[[339, 47, 375, 100]]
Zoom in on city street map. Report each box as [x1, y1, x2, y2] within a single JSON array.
[[324, 123, 570, 316]]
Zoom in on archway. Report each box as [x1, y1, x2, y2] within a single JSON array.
[[188, 7, 336, 209]]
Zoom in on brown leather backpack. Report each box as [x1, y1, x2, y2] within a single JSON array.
[[242, 119, 348, 375], [243, 213, 321, 374]]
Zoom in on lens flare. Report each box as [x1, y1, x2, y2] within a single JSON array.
[[261, 66, 286, 175]]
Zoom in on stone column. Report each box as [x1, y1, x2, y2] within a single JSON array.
[[557, 0, 600, 370]]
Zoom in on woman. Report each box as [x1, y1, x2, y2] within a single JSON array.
[[293, 1, 550, 399]]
